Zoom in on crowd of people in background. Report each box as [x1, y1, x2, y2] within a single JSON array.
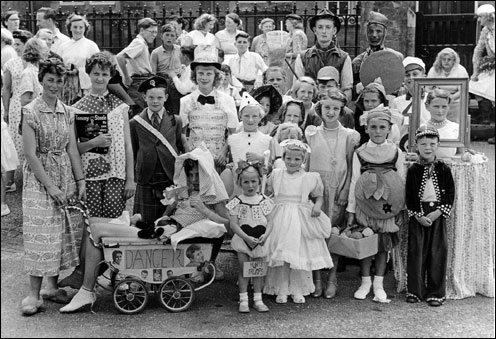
[[0, 3, 494, 316]]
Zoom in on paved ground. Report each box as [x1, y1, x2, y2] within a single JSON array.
[[1, 142, 495, 338]]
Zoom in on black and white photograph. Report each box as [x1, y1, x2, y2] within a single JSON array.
[[1, 1, 494, 337]]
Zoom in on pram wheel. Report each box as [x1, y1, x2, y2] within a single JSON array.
[[113, 278, 149, 314], [158, 277, 195, 312]]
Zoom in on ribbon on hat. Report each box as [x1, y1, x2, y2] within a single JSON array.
[[279, 139, 311, 154]]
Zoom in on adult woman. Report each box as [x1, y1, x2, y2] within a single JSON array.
[[427, 48, 469, 122], [182, 13, 220, 49], [251, 18, 275, 66], [284, 14, 308, 90], [19, 38, 49, 108], [1, 28, 17, 70], [469, 4, 495, 144], [168, 15, 189, 46], [58, 52, 135, 288], [215, 13, 243, 65], [2, 11, 20, 33], [2, 30, 33, 192], [59, 14, 100, 105], [20, 58, 85, 315]]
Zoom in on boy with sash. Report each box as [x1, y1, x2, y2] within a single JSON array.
[[130, 75, 186, 223], [180, 45, 239, 173]]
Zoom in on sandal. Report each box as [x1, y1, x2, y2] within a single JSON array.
[[41, 288, 71, 304], [21, 296, 45, 316]]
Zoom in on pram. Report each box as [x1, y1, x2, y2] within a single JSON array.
[[97, 236, 217, 314]]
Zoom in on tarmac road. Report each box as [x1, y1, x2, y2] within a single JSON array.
[[1, 142, 495, 338]]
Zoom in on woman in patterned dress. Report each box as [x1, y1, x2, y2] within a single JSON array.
[[58, 51, 135, 289], [20, 58, 86, 316], [2, 30, 33, 191]]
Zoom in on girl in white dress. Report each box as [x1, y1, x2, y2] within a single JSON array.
[[263, 140, 333, 304]]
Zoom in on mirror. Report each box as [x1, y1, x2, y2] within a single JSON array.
[[409, 78, 469, 153]]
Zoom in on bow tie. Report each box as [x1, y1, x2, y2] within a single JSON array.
[[197, 95, 215, 105]]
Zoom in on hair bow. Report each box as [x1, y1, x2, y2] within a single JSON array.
[[235, 160, 264, 177]]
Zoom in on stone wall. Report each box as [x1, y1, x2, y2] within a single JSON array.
[[358, 1, 415, 57]]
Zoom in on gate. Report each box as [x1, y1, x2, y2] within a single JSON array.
[[415, 4, 477, 75]]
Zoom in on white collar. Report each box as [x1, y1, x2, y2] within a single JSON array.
[[366, 139, 389, 147], [147, 108, 165, 120]]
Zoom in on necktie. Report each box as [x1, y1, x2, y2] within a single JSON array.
[[197, 95, 215, 105], [152, 112, 161, 130]]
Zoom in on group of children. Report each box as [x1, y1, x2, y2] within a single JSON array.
[[3, 40, 458, 315]]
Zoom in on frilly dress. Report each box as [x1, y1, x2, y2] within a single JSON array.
[[265, 168, 333, 270], [226, 194, 275, 258]]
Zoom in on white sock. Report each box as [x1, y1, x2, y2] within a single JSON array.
[[239, 292, 248, 303], [361, 276, 372, 286], [253, 292, 263, 304], [373, 275, 384, 289]]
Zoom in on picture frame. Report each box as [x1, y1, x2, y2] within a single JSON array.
[[408, 77, 470, 152]]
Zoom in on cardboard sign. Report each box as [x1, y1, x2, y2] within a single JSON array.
[[243, 261, 268, 277]]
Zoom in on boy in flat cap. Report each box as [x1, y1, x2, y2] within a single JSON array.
[[294, 8, 353, 103], [130, 75, 186, 223], [352, 11, 404, 97], [346, 107, 405, 304], [180, 45, 239, 173], [405, 126, 455, 307]]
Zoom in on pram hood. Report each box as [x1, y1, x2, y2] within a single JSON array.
[[173, 142, 229, 204]]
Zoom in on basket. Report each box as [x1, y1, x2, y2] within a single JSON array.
[[328, 233, 378, 260]]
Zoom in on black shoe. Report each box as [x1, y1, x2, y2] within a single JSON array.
[[428, 299, 442, 307], [488, 137, 495, 144]]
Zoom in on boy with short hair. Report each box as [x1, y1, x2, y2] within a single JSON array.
[[391, 57, 431, 127], [180, 45, 239, 173], [130, 75, 186, 223], [228, 32, 268, 92], [405, 126, 455, 307]]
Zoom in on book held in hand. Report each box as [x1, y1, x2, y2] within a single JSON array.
[[75, 113, 109, 154]]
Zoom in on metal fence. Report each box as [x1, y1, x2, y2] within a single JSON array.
[[17, 1, 362, 57]]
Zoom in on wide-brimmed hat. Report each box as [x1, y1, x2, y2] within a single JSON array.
[[190, 45, 221, 71], [250, 85, 283, 115], [309, 8, 341, 33]]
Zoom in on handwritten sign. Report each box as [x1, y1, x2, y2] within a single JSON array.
[[243, 261, 268, 277]]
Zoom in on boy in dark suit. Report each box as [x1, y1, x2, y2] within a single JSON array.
[[129, 76, 186, 223]]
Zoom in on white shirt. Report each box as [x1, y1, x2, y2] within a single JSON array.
[[172, 65, 196, 95], [228, 51, 268, 82], [147, 107, 165, 121], [227, 131, 272, 172], [59, 37, 100, 90], [347, 140, 405, 213], [51, 28, 70, 55]]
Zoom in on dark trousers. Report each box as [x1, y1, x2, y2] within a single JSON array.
[[407, 202, 448, 300]]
